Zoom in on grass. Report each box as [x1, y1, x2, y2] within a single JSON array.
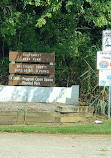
[[0, 121, 111, 134]]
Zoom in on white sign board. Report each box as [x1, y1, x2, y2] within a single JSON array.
[[99, 70, 111, 86], [102, 30, 111, 51], [97, 51, 111, 69]]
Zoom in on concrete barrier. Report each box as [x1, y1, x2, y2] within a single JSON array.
[[0, 85, 79, 105]]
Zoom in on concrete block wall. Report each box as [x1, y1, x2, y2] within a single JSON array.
[[0, 85, 79, 105]]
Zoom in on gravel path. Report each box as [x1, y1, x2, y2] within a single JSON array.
[[0, 133, 111, 158], [0, 102, 67, 112]]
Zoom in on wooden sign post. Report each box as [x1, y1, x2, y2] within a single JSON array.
[[8, 51, 55, 87]]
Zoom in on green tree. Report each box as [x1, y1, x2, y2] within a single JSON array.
[[0, 0, 110, 101]]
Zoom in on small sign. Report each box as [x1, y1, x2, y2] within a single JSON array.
[[9, 51, 55, 63], [97, 51, 111, 69], [102, 30, 111, 51], [8, 75, 55, 86], [99, 70, 111, 86], [9, 63, 55, 74]]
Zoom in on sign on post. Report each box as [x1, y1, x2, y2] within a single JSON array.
[[102, 30, 111, 51], [9, 75, 55, 86], [9, 51, 55, 63], [99, 70, 111, 86], [97, 51, 111, 69], [8, 51, 55, 87], [9, 63, 55, 74], [98, 30, 111, 119]]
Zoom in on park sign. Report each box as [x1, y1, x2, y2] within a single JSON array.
[[9, 63, 55, 74], [9, 51, 55, 63], [9, 75, 55, 86], [8, 51, 55, 87], [97, 51, 111, 69]]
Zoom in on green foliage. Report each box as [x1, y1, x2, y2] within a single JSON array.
[[1, 121, 111, 134], [0, 0, 111, 113], [0, 57, 9, 85]]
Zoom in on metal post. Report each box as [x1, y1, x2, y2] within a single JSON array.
[[108, 86, 111, 119]]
